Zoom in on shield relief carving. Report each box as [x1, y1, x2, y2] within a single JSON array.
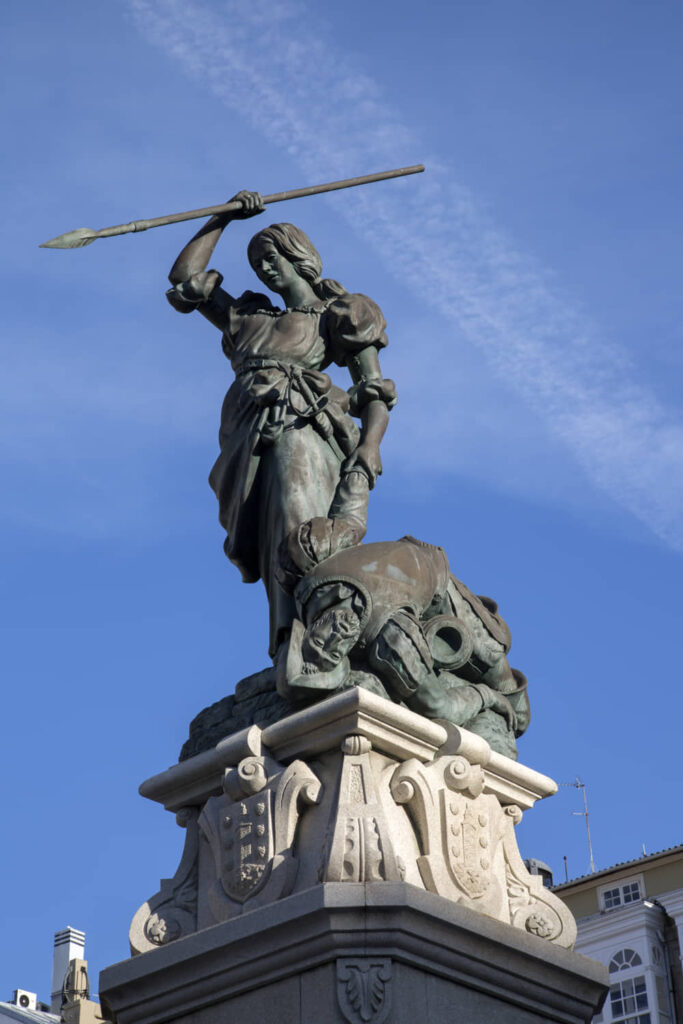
[[443, 793, 493, 900], [219, 791, 274, 903], [198, 754, 321, 922], [391, 754, 504, 909], [391, 752, 577, 946]]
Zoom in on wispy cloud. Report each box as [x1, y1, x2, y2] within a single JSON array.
[[128, 0, 683, 550]]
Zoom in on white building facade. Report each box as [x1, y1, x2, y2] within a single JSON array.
[[555, 845, 683, 1024]]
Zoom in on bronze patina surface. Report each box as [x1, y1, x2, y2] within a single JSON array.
[[168, 190, 529, 760]]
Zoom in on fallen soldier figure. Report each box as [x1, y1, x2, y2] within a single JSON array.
[[276, 529, 530, 759]]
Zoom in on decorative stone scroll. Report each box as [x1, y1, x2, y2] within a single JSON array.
[[129, 807, 199, 955]]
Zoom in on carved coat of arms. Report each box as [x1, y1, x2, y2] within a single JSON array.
[[444, 794, 492, 899], [391, 754, 501, 909], [198, 754, 321, 921], [220, 792, 273, 902], [391, 752, 578, 945]]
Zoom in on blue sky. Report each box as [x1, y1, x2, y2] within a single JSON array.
[[2, 0, 682, 998]]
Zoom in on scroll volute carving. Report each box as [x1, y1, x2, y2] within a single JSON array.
[[501, 805, 577, 948], [129, 807, 199, 956]]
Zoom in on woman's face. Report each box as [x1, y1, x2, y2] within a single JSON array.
[[251, 241, 301, 293]]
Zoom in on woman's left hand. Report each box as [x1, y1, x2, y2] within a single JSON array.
[[345, 443, 382, 488]]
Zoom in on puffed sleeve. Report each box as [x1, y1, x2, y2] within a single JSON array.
[[326, 293, 397, 414], [166, 269, 225, 314], [325, 292, 388, 366], [167, 274, 276, 355]]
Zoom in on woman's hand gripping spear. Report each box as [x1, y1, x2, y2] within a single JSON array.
[[39, 165, 424, 250]]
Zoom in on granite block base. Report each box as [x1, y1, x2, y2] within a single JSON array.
[[100, 883, 607, 1024]]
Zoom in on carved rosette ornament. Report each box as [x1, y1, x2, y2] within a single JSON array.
[[337, 958, 393, 1024], [198, 754, 322, 923]]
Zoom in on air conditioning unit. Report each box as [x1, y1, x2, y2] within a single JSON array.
[[13, 991, 37, 1011]]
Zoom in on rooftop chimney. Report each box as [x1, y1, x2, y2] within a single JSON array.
[[51, 928, 85, 1013]]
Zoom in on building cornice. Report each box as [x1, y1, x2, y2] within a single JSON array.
[[574, 903, 665, 944], [555, 845, 683, 897]]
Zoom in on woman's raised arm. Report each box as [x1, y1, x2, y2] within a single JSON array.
[[168, 190, 265, 286]]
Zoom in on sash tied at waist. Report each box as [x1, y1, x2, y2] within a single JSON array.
[[234, 357, 359, 457]]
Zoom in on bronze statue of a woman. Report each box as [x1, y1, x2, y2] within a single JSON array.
[[166, 191, 397, 658]]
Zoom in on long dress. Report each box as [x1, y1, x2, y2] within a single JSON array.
[[168, 280, 390, 655]]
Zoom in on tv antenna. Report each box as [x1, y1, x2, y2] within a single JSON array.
[[561, 777, 596, 874]]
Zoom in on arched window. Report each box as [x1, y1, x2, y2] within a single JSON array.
[[609, 948, 643, 973]]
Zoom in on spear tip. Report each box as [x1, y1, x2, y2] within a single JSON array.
[[39, 228, 98, 249]]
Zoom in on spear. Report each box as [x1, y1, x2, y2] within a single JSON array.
[[39, 164, 425, 250]]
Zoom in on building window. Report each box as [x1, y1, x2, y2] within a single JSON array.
[[609, 949, 643, 973], [609, 974, 650, 1024], [622, 882, 640, 904], [601, 880, 641, 911], [604, 887, 622, 909]]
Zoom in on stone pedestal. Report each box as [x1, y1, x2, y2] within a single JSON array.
[[99, 689, 608, 1023], [101, 884, 606, 1024]]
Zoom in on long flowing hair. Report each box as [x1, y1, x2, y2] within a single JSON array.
[[247, 223, 346, 301]]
